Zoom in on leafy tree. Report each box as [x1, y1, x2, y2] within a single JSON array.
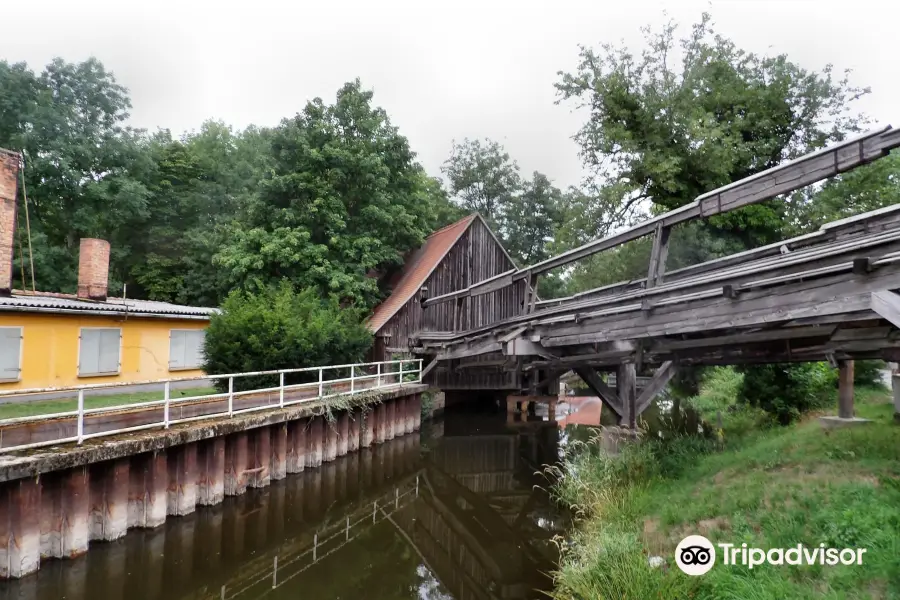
[[214, 80, 441, 308], [203, 283, 373, 392], [557, 13, 874, 420], [555, 13, 870, 255], [123, 123, 273, 306], [441, 138, 521, 230], [502, 171, 565, 266], [738, 363, 834, 425], [1, 58, 151, 293], [787, 151, 900, 234]]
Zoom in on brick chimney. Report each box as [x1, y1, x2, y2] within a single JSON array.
[[77, 238, 111, 301], [0, 149, 20, 297]]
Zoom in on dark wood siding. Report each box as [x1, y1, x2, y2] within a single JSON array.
[[377, 218, 522, 350]]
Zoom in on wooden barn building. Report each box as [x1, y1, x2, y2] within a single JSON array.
[[367, 213, 525, 389]]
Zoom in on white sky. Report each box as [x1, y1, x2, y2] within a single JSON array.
[[2, 0, 897, 189]]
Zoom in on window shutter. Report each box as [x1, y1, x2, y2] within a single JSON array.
[[189, 331, 206, 368], [79, 328, 121, 376], [169, 330, 186, 369], [79, 330, 101, 375], [169, 330, 206, 370], [0, 328, 22, 380], [98, 330, 121, 374]]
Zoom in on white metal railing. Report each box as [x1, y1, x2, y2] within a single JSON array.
[[0, 359, 423, 453]]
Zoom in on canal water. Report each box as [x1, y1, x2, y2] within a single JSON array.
[[0, 405, 570, 600]]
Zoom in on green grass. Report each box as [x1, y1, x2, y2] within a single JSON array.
[[0, 387, 216, 420], [551, 386, 900, 600]]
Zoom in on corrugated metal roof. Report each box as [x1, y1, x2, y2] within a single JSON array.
[[367, 214, 478, 333], [0, 291, 218, 319]]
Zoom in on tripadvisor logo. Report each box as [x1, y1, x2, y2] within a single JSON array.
[[675, 535, 867, 576], [675, 535, 716, 575]]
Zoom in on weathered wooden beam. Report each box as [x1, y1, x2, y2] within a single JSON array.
[[651, 325, 835, 352], [635, 361, 676, 415], [421, 269, 516, 307], [617, 363, 637, 428], [529, 273, 539, 314], [870, 290, 900, 329], [438, 340, 503, 361], [573, 367, 625, 418], [420, 358, 439, 379], [838, 360, 855, 418], [538, 263, 900, 347], [499, 326, 528, 344], [504, 338, 555, 358], [515, 126, 899, 280], [647, 222, 671, 288], [435, 226, 900, 343]]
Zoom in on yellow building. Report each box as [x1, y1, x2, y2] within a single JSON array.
[[0, 291, 216, 391], [0, 149, 216, 391]]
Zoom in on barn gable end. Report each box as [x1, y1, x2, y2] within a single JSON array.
[[367, 214, 522, 361]]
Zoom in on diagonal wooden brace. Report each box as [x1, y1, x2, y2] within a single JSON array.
[[635, 361, 677, 416], [574, 366, 625, 418]]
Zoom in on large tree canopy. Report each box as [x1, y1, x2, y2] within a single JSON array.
[[555, 13, 870, 254], [213, 80, 453, 308]]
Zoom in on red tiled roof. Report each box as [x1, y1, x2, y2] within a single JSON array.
[[367, 214, 478, 333]]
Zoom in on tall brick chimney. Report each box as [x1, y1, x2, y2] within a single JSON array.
[[0, 149, 20, 297], [77, 238, 111, 301]]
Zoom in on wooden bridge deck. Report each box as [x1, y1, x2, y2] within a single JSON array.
[[408, 126, 900, 421], [416, 204, 900, 370]]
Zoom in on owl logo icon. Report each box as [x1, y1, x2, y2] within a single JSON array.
[[675, 535, 716, 575]]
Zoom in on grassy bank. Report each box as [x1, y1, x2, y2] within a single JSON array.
[[0, 387, 215, 420], [551, 385, 900, 599]]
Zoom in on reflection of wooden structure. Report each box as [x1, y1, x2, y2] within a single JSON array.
[[391, 420, 564, 600]]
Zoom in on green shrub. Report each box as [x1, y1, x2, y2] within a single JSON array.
[[738, 363, 834, 425], [203, 283, 373, 392], [854, 359, 886, 387], [687, 366, 744, 416]]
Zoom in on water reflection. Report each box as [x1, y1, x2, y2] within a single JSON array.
[[0, 409, 567, 600]]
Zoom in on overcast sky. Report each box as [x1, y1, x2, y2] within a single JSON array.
[[2, 0, 897, 189]]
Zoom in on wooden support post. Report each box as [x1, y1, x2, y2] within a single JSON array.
[[454, 297, 464, 332], [838, 360, 855, 419], [529, 273, 539, 314], [521, 271, 538, 315], [618, 363, 637, 429], [646, 223, 671, 288]]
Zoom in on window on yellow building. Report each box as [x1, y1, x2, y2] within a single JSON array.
[[169, 330, 206, 371], [0, 327, 23, 383], [78, 328, 122, 377]]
